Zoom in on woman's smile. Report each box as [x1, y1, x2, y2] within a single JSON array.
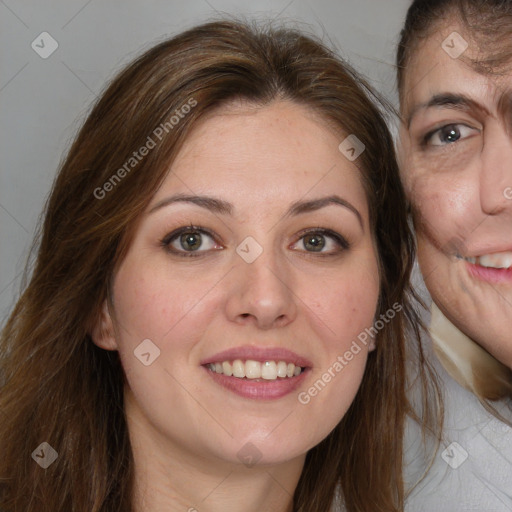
[[201, 345, 312, 399]]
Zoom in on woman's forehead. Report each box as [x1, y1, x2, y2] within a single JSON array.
[[147, 101, 369, 219]]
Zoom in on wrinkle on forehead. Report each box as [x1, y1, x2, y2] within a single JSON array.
[[402, 23, 512, 132]]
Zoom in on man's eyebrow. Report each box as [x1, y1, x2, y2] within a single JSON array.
[[148, 194, 233, 215], [406, 93, 490, 128], [287, 195, 363, 230]]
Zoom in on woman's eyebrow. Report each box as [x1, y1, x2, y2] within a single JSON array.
[[148, 193, 363, 229], [287, 195, 363, 229], [148, 194, 233, 215], [406, 93, 490, 127], [496, 88, 512, 131]]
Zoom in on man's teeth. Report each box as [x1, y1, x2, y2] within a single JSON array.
[[465, 251, 512, 269], [207, 360, 303, 380]]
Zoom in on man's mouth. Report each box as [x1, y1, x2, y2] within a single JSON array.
[[463, 251, 512, 269], [206, 359, 305, 380]]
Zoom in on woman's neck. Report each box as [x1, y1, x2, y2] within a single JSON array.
[[126, 393, 304, 512]]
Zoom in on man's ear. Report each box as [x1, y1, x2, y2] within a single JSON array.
[[90, 300, 118, 351]]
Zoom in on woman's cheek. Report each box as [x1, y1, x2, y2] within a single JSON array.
[[320, 274, 378, 338]]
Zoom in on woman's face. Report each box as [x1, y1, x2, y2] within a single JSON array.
[[94, 100, 379, 468], [399, 20, 512, 367]]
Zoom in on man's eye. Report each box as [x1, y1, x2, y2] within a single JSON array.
[[162, 228, 221, 255], [425, 123, 478, 146], [291, 230, 349, 254]]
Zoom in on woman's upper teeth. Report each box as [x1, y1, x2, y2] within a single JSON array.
[[207, 359, 302, 380], [465, 251, 512, 269]]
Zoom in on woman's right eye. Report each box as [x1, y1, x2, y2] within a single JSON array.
[[162, 227, 222, 255], [423, 123, 479, 147]]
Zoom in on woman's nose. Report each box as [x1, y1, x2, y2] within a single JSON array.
[[479, 128, 512, 215], [224, 247, 298, 330]]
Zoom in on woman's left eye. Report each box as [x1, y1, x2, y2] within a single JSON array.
[[424, 123, 479, 147], [291, 230, 349, 254], [162, 227, 222, 255]]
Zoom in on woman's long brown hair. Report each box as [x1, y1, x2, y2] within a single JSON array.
[[0, 20, 440, 511]]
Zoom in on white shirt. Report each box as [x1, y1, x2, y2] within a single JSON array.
[[404, 304, 512, 511]]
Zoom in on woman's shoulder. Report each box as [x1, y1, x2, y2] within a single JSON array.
[[404, 343, 512, 510]]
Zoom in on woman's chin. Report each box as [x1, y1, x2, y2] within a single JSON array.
[[212, 433, 311, 469]]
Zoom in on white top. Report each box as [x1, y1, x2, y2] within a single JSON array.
[[404, 304, 512, 511]]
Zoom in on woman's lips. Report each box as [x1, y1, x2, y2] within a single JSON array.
[[201, 346, 312, 368], [201, 346, 312, 400], [465, 260, 512, 284], [203, 365, 309, 400], [464, 251, 512, 269], [461, 250, 512, 284]]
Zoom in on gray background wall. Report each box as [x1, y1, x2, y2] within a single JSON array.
[[0, 0, 410, 325]]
